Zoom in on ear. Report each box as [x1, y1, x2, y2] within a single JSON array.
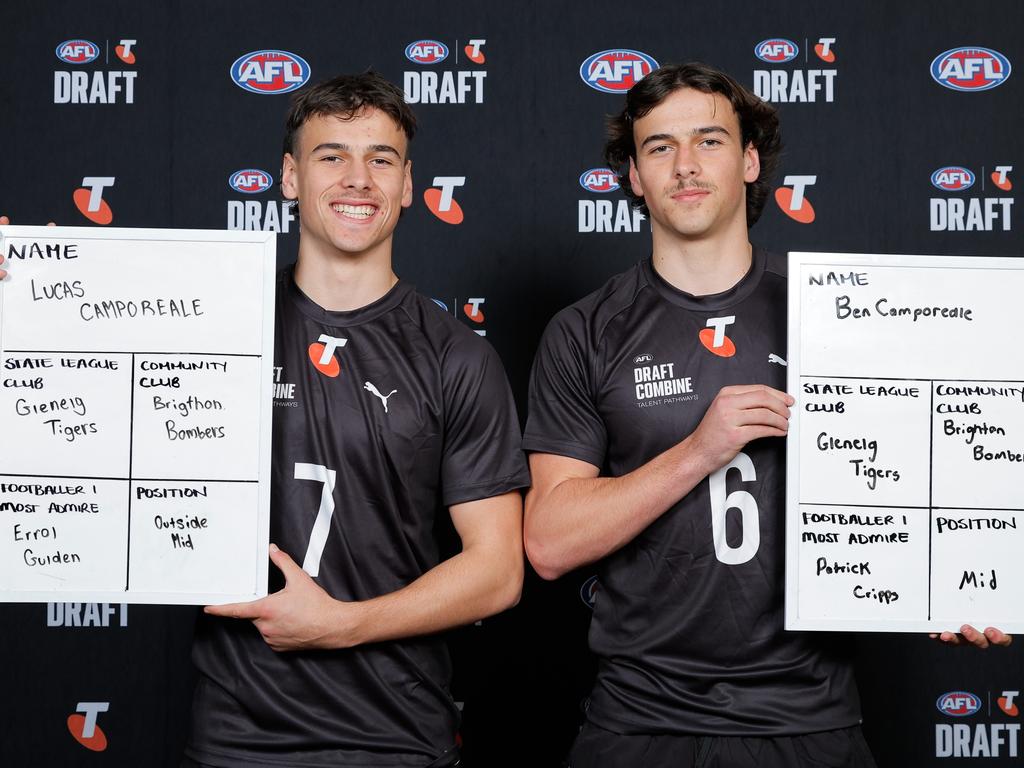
[[627, 157, 644, 198], [281, 153, 299, 201], [401, 160, 413, 209], [743, 143, 760, 184]]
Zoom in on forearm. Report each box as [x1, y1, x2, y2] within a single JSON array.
[[525, 434, 713, 579], [325, 493, 524, 648], [335, 542, 523, 647]]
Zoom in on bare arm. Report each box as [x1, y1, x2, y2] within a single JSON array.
[[525, 384, 793, 580], [207, 491, 524, 651]]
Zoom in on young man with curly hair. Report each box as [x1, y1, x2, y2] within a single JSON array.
[[523, 61, 1005, 767]]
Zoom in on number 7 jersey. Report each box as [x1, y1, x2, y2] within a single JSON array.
[[523, 250, 860, 736], [187, 268, 529, 767]]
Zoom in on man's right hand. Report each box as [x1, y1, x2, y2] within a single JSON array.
[[0, 215, 57, 280], [0, 215, 9, 279], [686, 384, 794, 476]]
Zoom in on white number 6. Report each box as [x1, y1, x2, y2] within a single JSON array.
[[709, 452, 759, 565]]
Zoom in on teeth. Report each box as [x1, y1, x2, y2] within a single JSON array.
[[331, 203, 375, 218]]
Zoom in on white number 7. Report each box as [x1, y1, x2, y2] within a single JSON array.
[[294, 462, 337, 577]]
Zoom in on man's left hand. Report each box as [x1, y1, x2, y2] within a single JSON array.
[[205, 544, 363, 652], [930, 625, 1013, 649]]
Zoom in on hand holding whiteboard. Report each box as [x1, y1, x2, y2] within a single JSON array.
[[0, 225, 275, 605]]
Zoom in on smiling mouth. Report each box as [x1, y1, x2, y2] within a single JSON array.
[[331, 203, 377, 219]]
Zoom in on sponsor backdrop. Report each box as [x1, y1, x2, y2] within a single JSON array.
[[2, 1, 1023, 765]]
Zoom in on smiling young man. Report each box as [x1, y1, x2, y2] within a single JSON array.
[[522, 61, 1009, 768], [178, 72, 529, 768]]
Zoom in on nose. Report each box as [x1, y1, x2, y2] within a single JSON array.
[[673, 145, 700, 178], [339, 160, 372, 190]]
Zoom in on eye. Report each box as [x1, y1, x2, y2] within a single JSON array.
[[699, 138, 724, 148], [370, 157, 394, 167], [647, 144, 672, 155], [319, 155, 342, 163]]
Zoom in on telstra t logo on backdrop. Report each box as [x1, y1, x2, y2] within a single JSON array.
[[424, 177, 466, 224], [774, 175, 816, 223], [403, 38, 487, 104], [230, 50, 310, 94], [68, 702, 109, 751], [432, 298, 487, 336], [580, 49, 658, 93], [74, 177, 115, 225]]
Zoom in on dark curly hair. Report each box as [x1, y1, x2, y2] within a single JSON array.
[[283, 71, 417, 158], [604, 62, 781, 227]]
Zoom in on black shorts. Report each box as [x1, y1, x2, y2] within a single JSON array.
[[567, 721, 877, 768]]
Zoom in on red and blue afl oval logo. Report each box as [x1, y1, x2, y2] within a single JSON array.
[[56, 39, 99, 64], [931, 166, 975, 191], [229, 169, 273, 194], [405, 40, 449, 65], [931, 47, 1011, 91], [937, 691, 982, 717], [579, 168, 620, 193], [580, 49, 658, 93], [755, 38, 799, 63], [230, 50, 310, 94]]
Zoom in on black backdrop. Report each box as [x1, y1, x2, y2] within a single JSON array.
[[2, 1, 1023, 765]]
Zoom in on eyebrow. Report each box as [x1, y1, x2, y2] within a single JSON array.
[[639, 125, 733, 148], [309, 142, 403, 158]]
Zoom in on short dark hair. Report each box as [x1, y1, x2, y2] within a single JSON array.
[[604, 62, 781, 227], [282, 71, 417, 157]]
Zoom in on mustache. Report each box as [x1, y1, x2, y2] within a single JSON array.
[[668, 181, 716, 194]]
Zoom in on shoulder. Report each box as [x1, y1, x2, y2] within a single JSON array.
[[541, 261, 650, 351]]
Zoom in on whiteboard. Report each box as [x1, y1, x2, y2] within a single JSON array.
[[786, 251, 1024, 632], [0, 226, 276, 605]]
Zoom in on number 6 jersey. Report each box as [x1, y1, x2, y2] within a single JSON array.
[[187, 268, 529, 767], [523, 250, 860, 736]]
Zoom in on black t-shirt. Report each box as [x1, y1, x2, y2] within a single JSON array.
[[187, 269, 530, 767], [523, 249, 861, 736]]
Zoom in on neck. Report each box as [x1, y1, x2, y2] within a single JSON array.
[[650, 224, 752, 296], [293, 243, 398, 312]]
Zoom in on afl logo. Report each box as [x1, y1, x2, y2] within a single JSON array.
[[931, 47, 1011, 91], [633, 353, 654, 364], [405, 40, 449, 65], [931, 166, 975, 192], [580, 49, 658, 93], [579, 168, 620, 193], [229, 169, 273, 194], [56, 39, 99, 64], [936, 691, 982, 717], [579, 575, 599, 609], [754, 38, 799, 63], [230, 50, 310, 94]]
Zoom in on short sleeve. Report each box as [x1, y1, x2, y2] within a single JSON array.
[[440, 336, 530, 507], [523, 308, 607, 468]]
